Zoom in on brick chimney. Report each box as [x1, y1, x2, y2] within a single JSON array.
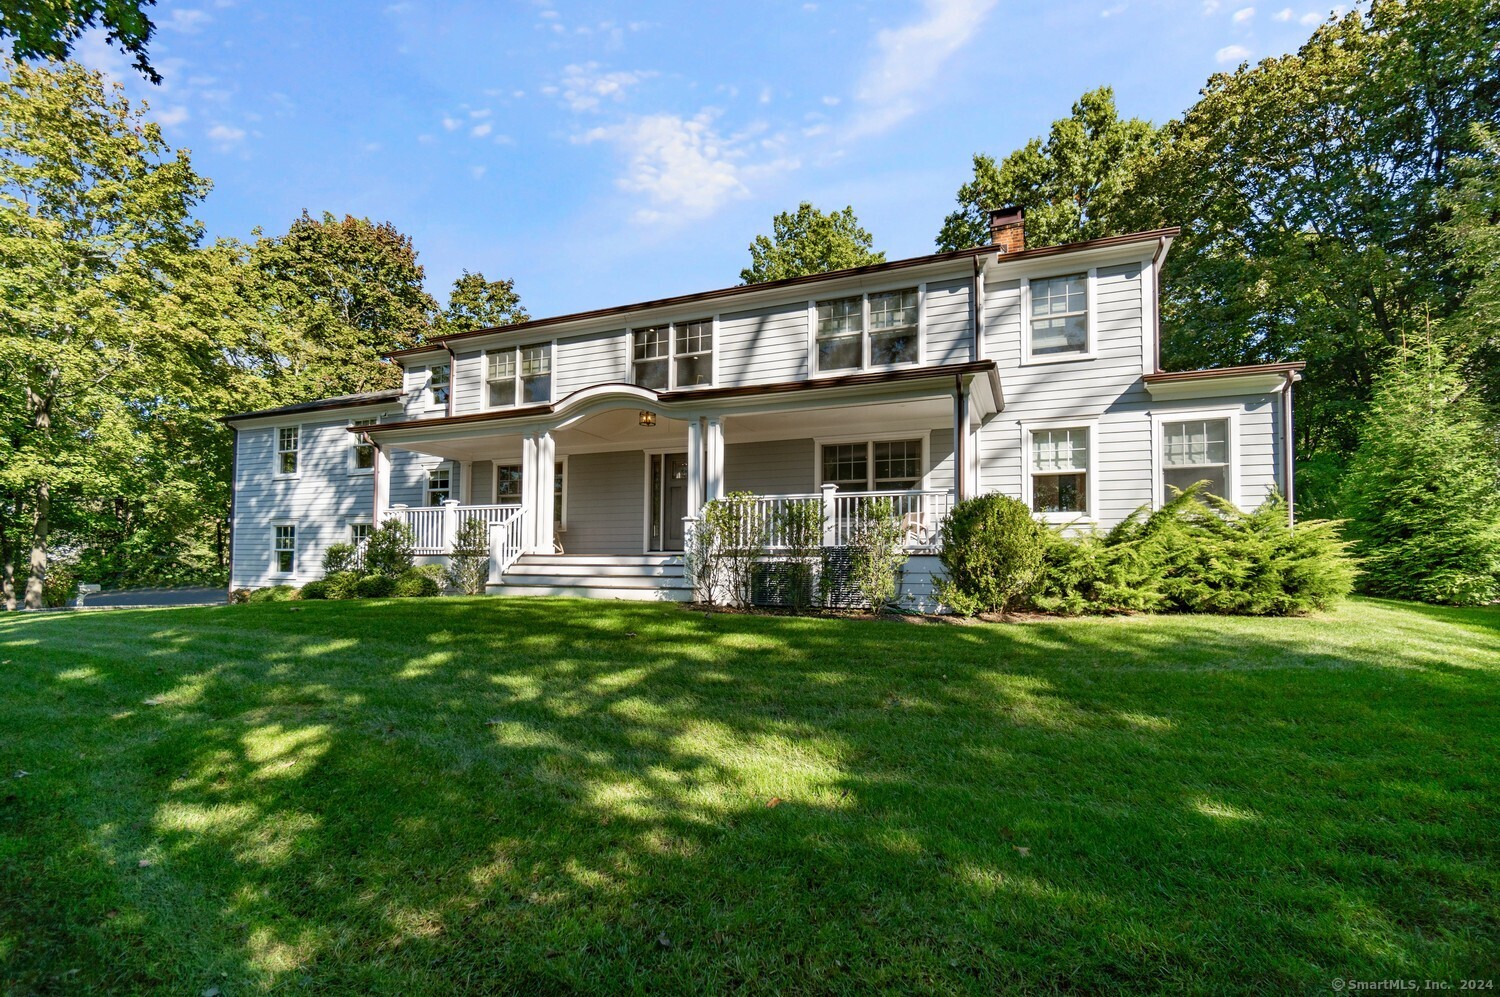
[[988, 206, 1025, 254]]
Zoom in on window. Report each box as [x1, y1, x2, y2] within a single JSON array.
[[816, 296, 863, 372], [868, 289, 919, 366], [1027, 273, 1090, 359], [495, 464, 523, 503], [820, 438, 924, 491], [350, 418, 376, 472], [553, 460, 566, 528], [276, 426, 299, 475], [485, 344, 552, 407], [427, 466, 451, 506], [429, 363, 450, 408], [1030, 427, 1089, 514], [1162, 418, 1230, 503], [273, 525, 296, 574], [631, 318, 713, 389], [349, 522, 373, 545]]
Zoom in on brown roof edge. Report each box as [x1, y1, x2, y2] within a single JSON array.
[[383, 227, 1181, 359], [1143, 361, 1305, 383], [220, 389, 404, 424], [355, 361, 999, 433]]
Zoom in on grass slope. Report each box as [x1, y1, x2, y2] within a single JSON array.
[[1, 598, 1497, 992]]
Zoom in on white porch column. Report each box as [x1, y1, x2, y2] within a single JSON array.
[[954, 378, 974, 502], [460, 459, 474, 505], [441, 498, 461, 551], [821, 483, 840, 547], [704, 416, 725, 501], [521, 432, 539, 551], [373, 444, 391, 523], [535, 431, 556, 553], [685, 415, 704, 518]]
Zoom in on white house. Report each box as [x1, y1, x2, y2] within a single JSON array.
[[223, 210, 1303, 606]]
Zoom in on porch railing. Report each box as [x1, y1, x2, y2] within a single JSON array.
[[488, 507, 529, 582], [715, 487, 953, 553], [389, 501, 523, 555]]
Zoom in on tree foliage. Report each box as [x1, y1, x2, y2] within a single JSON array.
[[740, 202, 884, 284], [1442, 124, 1500, 410], [0, 2, 160, 83], [1341, 343, 1500, 605], [437, 270, 529, 334], [936, 87, 1159, 251]]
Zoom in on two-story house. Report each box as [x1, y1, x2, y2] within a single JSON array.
[[224, 210, 1303, 606]]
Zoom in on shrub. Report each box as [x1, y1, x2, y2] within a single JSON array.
[[41, 561, 79, 608], [446, 516, 490, 595], [394, 569, 442, 598], [246, 585, 297, 603], [299, 579, 332, 600], [324, 571, 362, 600], [1341, 344, 1500, 605], [771, 497, 826, 610], [846, 498, 907, 614], [352, 574, 398, 598], [229, 588, 252, 604], [363, 518, 416, 578], [935, 494, 1046, 615], [692, 492, 769, 606], [322, 542, 361, 576]]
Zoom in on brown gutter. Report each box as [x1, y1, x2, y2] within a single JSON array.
[[383, 228, 1181, 358], [1151, 235, 1168, 373], [1143, 361, 1305, 383]]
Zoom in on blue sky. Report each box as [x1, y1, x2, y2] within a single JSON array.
[[79, 0, 1343, 318]]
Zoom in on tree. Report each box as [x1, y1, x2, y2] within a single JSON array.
[[1137, 0, 1500, 499], [740, 202, 884, 284], [935, 87, 1159, 252], [0, 59, 209, 608], [1341, 342, 1500, 605], [1442, 124, 1500, 410], [0, 1, 160, 83], [436, 270, 528, 334]]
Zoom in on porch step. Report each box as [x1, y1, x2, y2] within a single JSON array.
[[490, 553, 693, 601]]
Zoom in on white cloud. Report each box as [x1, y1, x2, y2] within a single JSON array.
[[471, 122, 492, 138], [1273, 6, 1293, 18], [1232, 6, 1255, 22], [577, 110, 796, 224], [556, 62, 655, 112], [164, 8, 211, 32], [847, 0, 998, 137], [470, 165, 487, 180], [442, 115, 462, 131], [1299, 9, 1323, 23], [207, 123, 245, 144], [74, 29, 130, 82], [154, 105, 190, 126], [1215, 43, 1252, 63], [821, 95, 841, 106], [1202, 0, 1220, 13], [1100, 3, 1127, 16]]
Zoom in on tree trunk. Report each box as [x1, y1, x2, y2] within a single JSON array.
[[1, 507, 14, 612], [23, 482, 48, 610]]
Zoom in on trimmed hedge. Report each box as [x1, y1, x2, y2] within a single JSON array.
[[935, 494, 1046, 615], [245, 585, 297, 603], [393, 569, 442, 598], [352, 574, 398, 599]]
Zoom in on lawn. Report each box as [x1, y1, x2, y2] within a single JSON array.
[[2, 598, 1497, 993]]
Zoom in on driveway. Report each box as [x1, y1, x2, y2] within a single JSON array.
[[76, 587, 226, 609]]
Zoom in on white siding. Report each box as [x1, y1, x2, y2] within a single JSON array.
[[453, 350, 484, 413], [557, 329, 627, 397], [924, 278, 973, 365], [724, 439, 814, 494], [561, 450, 645, 555], [718, 302, 809, 386]]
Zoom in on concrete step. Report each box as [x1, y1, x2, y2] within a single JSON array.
[[506, 561, 685, 580], [492, 583, 695, 602], [518, 554, 683, 568], [501, 572, 690, 588]]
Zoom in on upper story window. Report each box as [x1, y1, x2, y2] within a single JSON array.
[[632, 318, 713, 390], [1025, 272, 1091, 361], [427, 466, 451, 506], [428, 363, 451, 409], [485, 343, 552, 407], [276, 426, 299, 476], [273, 524, 297, 574], [350, 418, 376, 472], [1030, 427, 1089, 515], [1162, 418, 1230, 503], [819, 438, 924, 492], [816, 287, 920, 373]]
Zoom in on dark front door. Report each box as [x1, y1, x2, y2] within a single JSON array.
[[663, 453, 689, 549]]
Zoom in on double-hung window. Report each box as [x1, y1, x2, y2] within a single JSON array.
[[816, 288, 920, 373], [276, 427, 299, 476], [1026, 272, 1090, 360], [349, 522, 373, 546], [493, 462, 566, 526], [1029, 427, 1090, 515], [485, 344, 552, 407], [427, 466, 452, 506], [1162, 418, 1230, 503], [631, 318, 713, 389], [273, 524, 296, 574], [819, 438, 925, 492], [429, 363, 451, 409], [350, 418, 376, 472]]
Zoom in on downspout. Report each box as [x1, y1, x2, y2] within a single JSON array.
[[971, 254, 985, 361], [953, 373, 969, 502], [227, 424, 238, 599], [1282, 370, 1298, 529], [1150, 235, 1168, 373], [445, 343, 457, 419]]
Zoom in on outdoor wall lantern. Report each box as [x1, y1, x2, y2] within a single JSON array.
[[638, 411, 657, 427]]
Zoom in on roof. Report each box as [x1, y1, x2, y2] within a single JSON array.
[[220, 388, 403, 424], [386, 226, 1181, 359], [1143, 362, 1305, 383]]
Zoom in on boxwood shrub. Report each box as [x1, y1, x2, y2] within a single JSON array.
[[352, 574, 398, 599], [393, 569, 442, 598]]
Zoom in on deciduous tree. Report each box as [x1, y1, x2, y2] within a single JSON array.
[[437, 270, 528, 333], [741, 203, 884, 284], [0, 0, 159, 83]]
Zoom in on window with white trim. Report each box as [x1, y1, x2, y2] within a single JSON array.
[[426, 466, 451, 506], [1162, 419, 1230, 503], [820, 438, 924, 492], [428, 363, 450, 408], [493, 462, 565, 523], [273, 524, 296, 574], [350, 418, 376, 471], [1028, 273, 1089, 358], [816, 288, 920, 372], [349, 522, 373, 546], [1030, 427, 1089, 514], [485, 344, 552, 407], [276, 426, 299, 475], [631, 318, 713, 390]]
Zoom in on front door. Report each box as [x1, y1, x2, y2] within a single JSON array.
[[649, 452, 690, 551]]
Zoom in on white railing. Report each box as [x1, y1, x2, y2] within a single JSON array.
[[389, 501, 523, 555], [703, 487, 953, 553], [489, 507, 529, 582]]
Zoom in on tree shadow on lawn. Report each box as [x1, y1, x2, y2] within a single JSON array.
[[2, 598, 1497, 992]]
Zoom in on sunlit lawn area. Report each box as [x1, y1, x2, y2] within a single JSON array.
[[2, 597, 1497, 992]]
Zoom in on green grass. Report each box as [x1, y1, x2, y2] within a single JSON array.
[[2, 598, 1497, 993]]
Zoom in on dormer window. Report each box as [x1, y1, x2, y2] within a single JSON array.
[[1024, 271, 1094, 362], [485, 343, 552, 407], [428, 363, 450, 408], [815, 287, 920, 373], [632, 318, 713, 390]]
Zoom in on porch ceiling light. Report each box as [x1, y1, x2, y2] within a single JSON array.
[[638, 410, 657, 427]]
